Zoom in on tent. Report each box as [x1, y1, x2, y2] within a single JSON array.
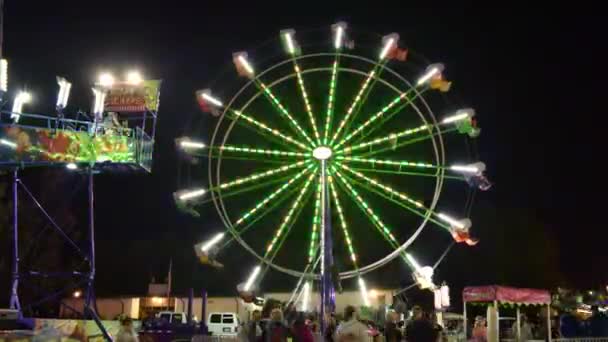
[[463, 286, 552, 342]]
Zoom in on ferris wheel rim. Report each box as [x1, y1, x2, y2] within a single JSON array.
[[207, 50, 447, 279]]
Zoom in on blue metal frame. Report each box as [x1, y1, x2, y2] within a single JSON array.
[[3, 108, 157, 342]]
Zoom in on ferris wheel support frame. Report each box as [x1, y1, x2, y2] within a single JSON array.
[[8, 166, 111, 341]]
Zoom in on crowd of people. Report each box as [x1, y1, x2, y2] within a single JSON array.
[[239, 304, 445, 342]]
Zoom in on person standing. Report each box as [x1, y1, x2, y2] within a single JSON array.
[[264, 308, 289, 342], [405, 307, 437, 342], [115, 317, 139, 342], [384, 311, 403, 342], [241, 310, 263, 342], [335, 305, 368, 342], [471, 316, 487, 342]]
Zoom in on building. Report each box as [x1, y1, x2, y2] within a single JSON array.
[[60, 288, 396, 322]]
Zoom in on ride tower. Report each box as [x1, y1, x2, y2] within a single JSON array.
[[0, 70, 160, 341]]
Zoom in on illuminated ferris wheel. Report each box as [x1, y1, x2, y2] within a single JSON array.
[[175, 23, 490, 306]]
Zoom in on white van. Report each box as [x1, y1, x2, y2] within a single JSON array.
[[207, 312, 239, 336]]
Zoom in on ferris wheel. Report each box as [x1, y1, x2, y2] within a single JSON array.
[[175, 23, 490, 306]]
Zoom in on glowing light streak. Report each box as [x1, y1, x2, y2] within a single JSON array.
[[293, 63, 321, 144], [235, 166, 313, 226], [219, 161, 309, 191], [266, 172, 316, 254], [330, 71, 376, 146], [259, 82, 315, 147], [219, 145, 309, 157], [323, 60, 339, 144], [340, 124, 429, 153], [358, 277, 370, 306], [244, 265, 261, 291], [201, 233, 225, 252], [335, 90, 416, 149], [328, 174, 357, 264], [233, 110, 309, 150]]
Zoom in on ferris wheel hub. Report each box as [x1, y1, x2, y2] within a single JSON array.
[[312, 146, 332, 160]]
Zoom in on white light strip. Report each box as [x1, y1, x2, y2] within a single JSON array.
[[358, 277, 370, 306], [202, 93, 223, 107], [238, 55, 254, 75], [0, 139, 17, 149], [0, 59, 8, 92], [178, 188, 207, 201], [416, 67, 440, 86], [437, 213, 465, 229], [57, 77, 72, 108], [201, 232, 225, 252], [302, 282, 310, 311], [379, 38, 395, 60], [284, 33, 295, 55], [442, 112, 470, 124], [450, 165, 479, 173], [334, 26, 343, 49], [405, 253, 421, 271], [180, 140, 206, 149], [244, 265, 261, 291]]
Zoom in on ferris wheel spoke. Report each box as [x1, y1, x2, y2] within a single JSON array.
[[218, 184, 305, 250], [328, 172, 359, 268], [335, 156, 467, 181], [212, 145, 310, 161], [329, 63, 385, 146], [322, 55, 340, 145], [291, 60, 322, 145], [191, 173, 303, 207], [334, 86, 427, 149], [264, 172, 316, 258], [233, 166, 315, 227], [352, 88, 429, 145], [336, 163, 451, 230], [331, 167, 401, 249], [228, 110, 310, 150], [359, 127, 458, 159], [255, 79, 316, 147], [217, 160, 310, 192], [307, 169, 323, 265]]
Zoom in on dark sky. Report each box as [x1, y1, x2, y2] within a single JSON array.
[[2, 1, 607, 305]]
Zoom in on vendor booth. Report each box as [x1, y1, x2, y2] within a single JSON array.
[[463, 285, 552, 342]]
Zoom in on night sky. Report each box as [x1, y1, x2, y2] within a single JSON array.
[[1, 1, 606, 307]]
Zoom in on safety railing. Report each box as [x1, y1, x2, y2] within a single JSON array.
[[0, 110, 152, 172]]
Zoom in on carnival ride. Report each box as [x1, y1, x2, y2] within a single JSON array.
[[175, 23, 491, 327], [0, 62, 159, 341]]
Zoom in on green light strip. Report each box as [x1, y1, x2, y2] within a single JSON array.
[[257, 80, 316, 147], [233, 110, 309, 150], [357, 127, 458, 159], [219, 160, 309, 191], [293, 63, 321, 145], [338, 166, 464, 181], [338, 124, 430, 154], [338, 163, 424, 209], [328, 173, 358, 267], [308, 171, 322, 263], [235, 166, 313, 226], [332, 167, 399, 246], [336, 167, 450, 231], [219, 145, 310, 157], [337, 163, 451, 230], [353, 89, 428, 144], [323, 59, 339, 145], [330, 69, 376, 146], [335, 90, 418, 149], [265, 172, 316, 256], [336, 156, 437, 170]]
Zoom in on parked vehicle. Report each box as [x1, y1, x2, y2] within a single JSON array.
[[207, 312, 239, 336], [157, 311, 188, 324]]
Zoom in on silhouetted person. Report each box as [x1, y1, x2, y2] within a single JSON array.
[[405, 306, 436, 342]]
